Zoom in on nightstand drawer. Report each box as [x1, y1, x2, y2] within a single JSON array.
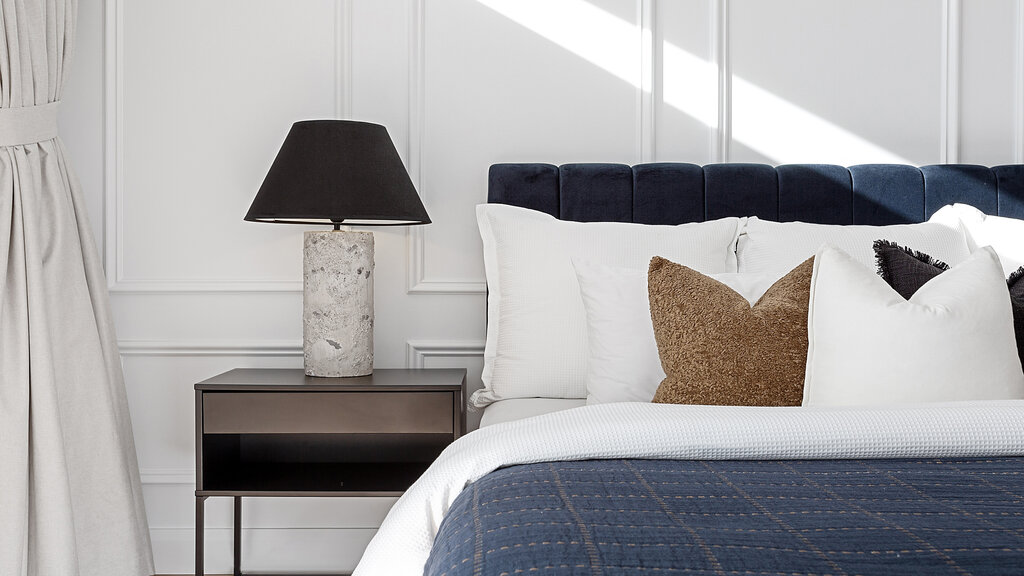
[[203, 391, 454, 434]]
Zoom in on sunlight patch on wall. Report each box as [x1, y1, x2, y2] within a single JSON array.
[[475, 0, 641, 88], [661, 42, 719, 130], [476, 0, 910, 165], [730, 77, 911, 164]]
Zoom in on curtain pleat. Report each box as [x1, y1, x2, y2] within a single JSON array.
[[0, 1, 154, 575]]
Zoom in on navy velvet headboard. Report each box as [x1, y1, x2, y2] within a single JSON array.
[[488, 163, 1024, 224]]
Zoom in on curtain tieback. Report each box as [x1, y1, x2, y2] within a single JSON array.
[[0, 101, 60, 146]]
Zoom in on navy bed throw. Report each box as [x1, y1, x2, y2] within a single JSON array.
[[424, 458, 1024, 576]]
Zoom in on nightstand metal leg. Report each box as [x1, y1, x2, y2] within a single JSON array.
[[233, 496, 242, 576], [195, 496, 205, 576]]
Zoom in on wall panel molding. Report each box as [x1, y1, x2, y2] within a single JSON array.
[[640, 0, 656, 163], [102, 0, 351, 294], [405, 339, 485, 368], [406, 0, 487, 295], [336, 0, 354, 120], [109, 279, 304, 294], [940, 0, 962, 163], [103, 0, 122, 285], [118, 339, 303, 357], [1016, 0, 1024, 163], [140, 468, 194, 485], [149, 526, 375, 574], [712, 0, 731, 163]]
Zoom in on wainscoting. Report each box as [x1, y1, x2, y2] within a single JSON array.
[[56, 0, 1024, 572]]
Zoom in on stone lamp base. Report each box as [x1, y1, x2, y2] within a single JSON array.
[[303, 230, 374, 377]]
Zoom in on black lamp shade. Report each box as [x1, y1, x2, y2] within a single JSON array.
[[245, 120, 430, 226]]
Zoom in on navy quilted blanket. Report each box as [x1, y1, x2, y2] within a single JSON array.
[[424, 458, 1024, 576]]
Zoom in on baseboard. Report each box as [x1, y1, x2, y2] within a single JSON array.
[[152, 527, 375, 574]]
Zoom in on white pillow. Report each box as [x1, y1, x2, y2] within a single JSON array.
[[737, 217, 970, 276], [475, 204, 744, 407], [803, 245, 1024, 407], [930, 204, 1024, 276], [574, 260, 776, 405]]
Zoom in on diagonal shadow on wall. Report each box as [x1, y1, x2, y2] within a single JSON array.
[[474, 0, 912, 165]]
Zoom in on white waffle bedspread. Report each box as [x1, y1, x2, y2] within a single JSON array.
[[352, 400, 1024, 576]]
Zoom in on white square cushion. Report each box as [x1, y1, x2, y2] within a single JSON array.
[[930, 203, 1024, 276], [574, 260, 777, 405], [475, 204, 744, 407], [803, 245, 1024, 406], [737, 217, 970, 276]]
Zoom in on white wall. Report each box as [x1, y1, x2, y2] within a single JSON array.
[[60, 0, 1024, 573]]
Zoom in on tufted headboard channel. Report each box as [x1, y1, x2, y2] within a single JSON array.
[[487, 163, 1024, 224]]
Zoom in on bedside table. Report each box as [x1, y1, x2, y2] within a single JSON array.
[[194, 368, 466, 576]]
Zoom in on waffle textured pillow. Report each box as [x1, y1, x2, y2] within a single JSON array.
[[737, 217, 970, 276], [647, 256, 814, 406], [874, 239, 1024, 370], [804, 246, 1024, 406]]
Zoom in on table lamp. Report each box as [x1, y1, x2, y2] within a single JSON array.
[[245, 120, 430, 377]]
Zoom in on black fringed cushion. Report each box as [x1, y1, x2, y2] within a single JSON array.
[[1011, 268, 1024, 367], [874, 240, 1024, 369], [874, 240, 951, 300]]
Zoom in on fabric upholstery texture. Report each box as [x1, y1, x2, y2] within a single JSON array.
[[648, 256, 814, 406], [478, 398, 585, 427], [425, 457, 1024, 576], [488, 162, 1024, 224], [873, 239, 950, 300], [574, 261, 778, 405], [355, 400, 1024, 576], [0, 1, 153, 574], [874, 241, 1024, 369], [1011, 269, 1024, 368]]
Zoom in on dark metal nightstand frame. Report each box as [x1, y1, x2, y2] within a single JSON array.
[[194, 368, 467, 576]]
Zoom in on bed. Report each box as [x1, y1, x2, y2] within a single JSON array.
[[354, 163, 1024, 576], [478, 398, 585, 427]]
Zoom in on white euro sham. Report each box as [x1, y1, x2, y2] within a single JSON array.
[[474, 204, 744, 407], [737, 216, 970, 276]]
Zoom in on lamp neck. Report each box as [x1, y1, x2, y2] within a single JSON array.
[[331, 220, 343, 231]]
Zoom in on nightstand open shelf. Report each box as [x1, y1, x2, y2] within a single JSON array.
[[194, 368, 466, 576], [200, 432, 451, 494]]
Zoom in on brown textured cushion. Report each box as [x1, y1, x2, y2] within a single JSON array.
[[648, 256, 814, 406]]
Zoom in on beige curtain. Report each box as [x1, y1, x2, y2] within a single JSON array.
[[0, 1, 153, 575]]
